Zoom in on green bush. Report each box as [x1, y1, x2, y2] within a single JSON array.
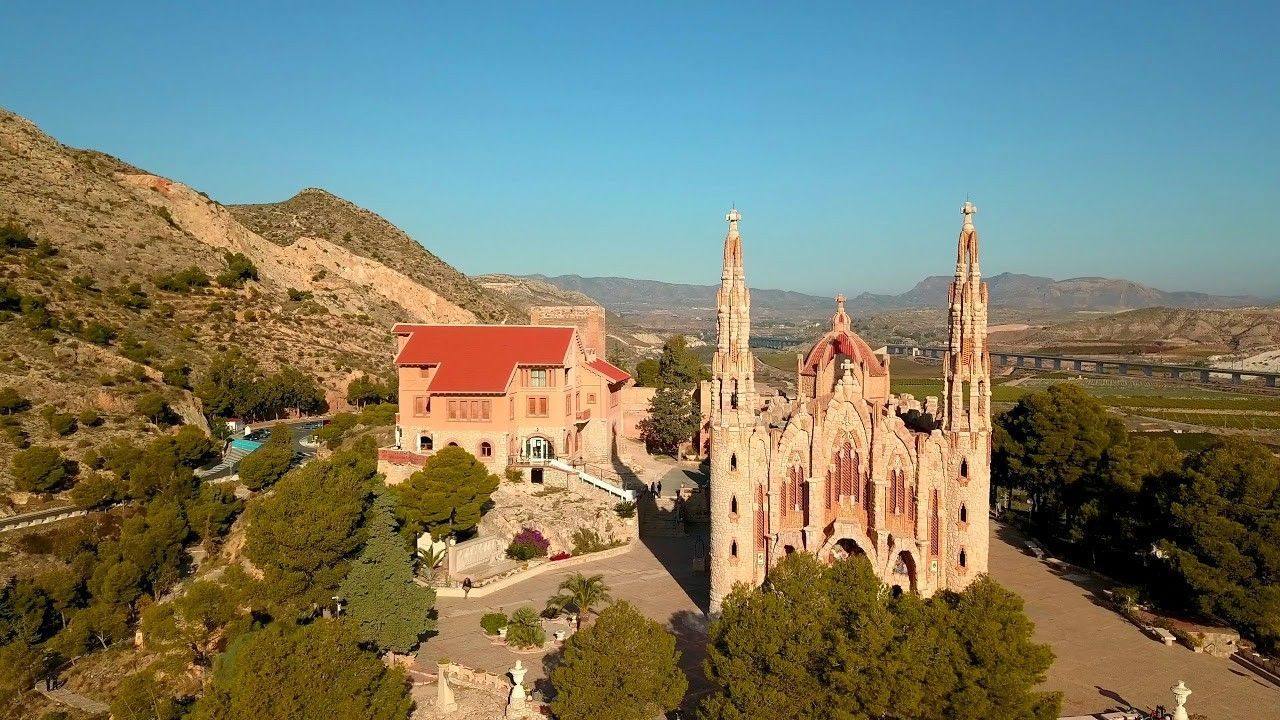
[[217, 252, 258, 288], [504, 466, 523, 482], [237, 441, 294, 491], [155, 266, 211, 292], [571, 529, 610, 555], [11, 446, 70, 492], [504, 607, 545, 648], [357, 402, 398, 427], [613, 500, 636, 519], [80, 321, 116, 345], [44, 410, 77, 436], [77, 409, 102, 428], [480, 612, 508, 636], [0, 387, 30, 414]]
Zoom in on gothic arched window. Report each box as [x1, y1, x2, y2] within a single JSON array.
[[730, 540, 738, 558], [959, 549, 967, 568], [960, 504, 968, 523], [730, 453, 737, 471], [730, 495, 738, 515], [930, 489, 940, 556]]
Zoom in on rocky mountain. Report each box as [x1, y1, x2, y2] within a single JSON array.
[[230, 189, 516, 323], [524, 272, 1265, 322], [0, 107, 505, 487], [1003, 307, 1280, 355], [852, 273, 1264, 312], [475, 273, 663, 366]]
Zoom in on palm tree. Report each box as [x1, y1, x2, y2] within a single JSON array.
[[545, 573, 612, 628]]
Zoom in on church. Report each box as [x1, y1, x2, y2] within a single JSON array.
[[708, 203, 992, 612]]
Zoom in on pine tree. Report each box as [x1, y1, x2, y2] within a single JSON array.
[[339, 492, 436, 653], [393, 446, 498, 537], [550, 601, 686, 720], [637, 388, 698, 456]]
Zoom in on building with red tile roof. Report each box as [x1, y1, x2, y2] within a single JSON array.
[[379, 321, 633, 484]]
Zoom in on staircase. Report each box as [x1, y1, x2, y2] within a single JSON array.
[[547, 459, 634, 502], [196, 441, 259, 480]]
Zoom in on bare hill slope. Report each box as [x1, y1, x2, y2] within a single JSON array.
[[0, 107, 496, 488]]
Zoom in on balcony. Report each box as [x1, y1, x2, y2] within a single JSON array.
[[575, 407, 592, 423]]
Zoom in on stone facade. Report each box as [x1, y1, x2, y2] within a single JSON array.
[[708, 204, 992, 612], [529, 305, 607, 358]]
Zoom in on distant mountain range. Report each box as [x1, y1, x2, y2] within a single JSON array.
[[521, 273, 1268, 317]]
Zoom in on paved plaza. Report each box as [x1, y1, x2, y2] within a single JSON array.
[[989, 523, 1280, 718], [418, 492, 1279, 718]]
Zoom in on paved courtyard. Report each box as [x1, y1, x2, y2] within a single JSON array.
[[989, 523, 1280, 719], [419, 495, 1279, 718]]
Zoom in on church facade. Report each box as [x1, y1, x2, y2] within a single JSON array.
[[708, 204, 992, 612]]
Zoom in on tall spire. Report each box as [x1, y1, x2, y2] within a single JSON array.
[[943, 201, 991, 433]]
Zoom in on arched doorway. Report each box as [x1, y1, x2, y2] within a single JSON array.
[[892, 550, 918, 594], [832, 538, 867, 561], [525, 436, 553, 461]]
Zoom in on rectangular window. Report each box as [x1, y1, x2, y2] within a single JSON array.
[[447, 400, 458, 420], [480, 401, 491, 420], [528, 396, 548, 417], [459, 401, 469, 420], [530, 369, 547, 387], [470, 401, 481, 420], [587, 393, 596, 404], [413, 396, 430, 417]]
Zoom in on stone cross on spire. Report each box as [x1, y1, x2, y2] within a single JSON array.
[[831, 293, 851, 331], [961, 201, 977, 228], [726, 207, 741, 227]]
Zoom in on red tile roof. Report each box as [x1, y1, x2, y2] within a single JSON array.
[[588, 358, 631, 384], [393, 325, 575, 393]]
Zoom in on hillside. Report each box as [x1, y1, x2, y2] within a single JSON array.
[[1003, 307, 1280, 356], [0, 108, 492, 493], [230, 189, 516, 323], [854, 273, 1264, 312], [526, 272, 1263, 323], [475, 273, 663, 367]]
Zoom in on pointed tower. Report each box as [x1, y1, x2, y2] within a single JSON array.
[[943, 201, 991, 433], [941, 201, 991, 591], [709, 208, 759, 613]]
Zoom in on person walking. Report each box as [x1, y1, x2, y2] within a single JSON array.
[[462, 577, 473, 598]]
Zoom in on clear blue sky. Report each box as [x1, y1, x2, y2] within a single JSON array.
[[3, 1, 1277, 297]]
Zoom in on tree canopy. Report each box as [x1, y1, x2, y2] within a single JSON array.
[[196, 350, 328, 421], [701, 553, 1059, 720], [244, 445, 373, 611], [995, 384, 1280, 652], [190, 620, 412, 720], [550, 601, 686, 720], [637, 388, 698, 456], [236, 426, 294, 491], [337, 491, 436, 653], [656, 335, 709, 390], [393, 445, 498, 538]]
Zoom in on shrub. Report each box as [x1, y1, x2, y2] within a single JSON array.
[[551, 551, 571, 561], [0, 221, 35, 250], [506, 528, 550, 561], [613, 500, 636, 519], [44, 410, 77, 436], [480, 612, 508, 636], [504, 466, 523, 482], [217, 252, 258, 288], [77, 409, 102, 428], [136, 393, 173, 425], [0, 387, 29, 414], [571, 529, 609, 555], [357, 402, 397, 427], [154, 266, 210, 292], [287, 288, 312, 301], [237, 441, 294, 491], [110, 282, 150, 310], [80, 321, 116, 345], [12, 446, 70, 492], [505, 607, 545, 648]]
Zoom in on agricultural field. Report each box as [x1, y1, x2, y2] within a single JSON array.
[[887, 359, 1280, 442]]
